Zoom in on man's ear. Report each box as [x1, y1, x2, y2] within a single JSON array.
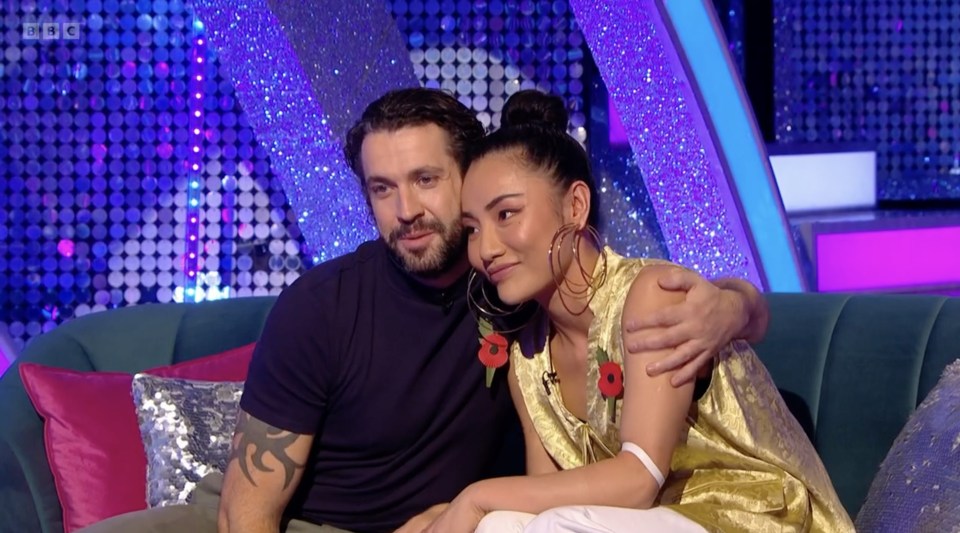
[[565, 181, 592, 229]]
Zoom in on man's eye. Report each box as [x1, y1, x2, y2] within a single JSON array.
[[418, 175, 437, 186]]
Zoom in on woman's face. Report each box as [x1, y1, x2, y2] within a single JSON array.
[[461, 151, 575, 305]]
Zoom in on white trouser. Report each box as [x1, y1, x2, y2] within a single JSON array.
[[475, 505, 708, 533]]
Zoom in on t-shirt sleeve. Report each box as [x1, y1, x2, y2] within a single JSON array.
[[240, 279, 334, 435]]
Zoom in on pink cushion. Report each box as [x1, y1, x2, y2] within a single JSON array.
[[20, 343, 255, 532]]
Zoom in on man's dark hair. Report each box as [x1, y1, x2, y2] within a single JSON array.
[[344, 88, 485, 189]]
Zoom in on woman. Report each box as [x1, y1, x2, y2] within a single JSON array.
[[424, 91, 854, 532]]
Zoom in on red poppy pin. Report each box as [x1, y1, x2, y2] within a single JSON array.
[[596, 348, 623, 423], [478, 317, 508, 388]]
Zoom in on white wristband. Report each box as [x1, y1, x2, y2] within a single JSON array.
[[621, 441, 666, 488]]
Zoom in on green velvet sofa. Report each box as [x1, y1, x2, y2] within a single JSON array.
[[1, 293, 957, 532]]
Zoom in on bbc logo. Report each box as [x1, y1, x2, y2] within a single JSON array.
[[22, 22, 82, 41]]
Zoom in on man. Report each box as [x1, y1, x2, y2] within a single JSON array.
[[84, 88, 768, 533]]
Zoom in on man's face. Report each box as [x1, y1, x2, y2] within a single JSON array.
[[359, 124, 466, 278]]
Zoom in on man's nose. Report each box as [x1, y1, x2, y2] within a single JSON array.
[[396, 186, 423, 224]]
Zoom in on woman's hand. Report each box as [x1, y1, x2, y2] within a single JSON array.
[[421, 488, 486, 533]]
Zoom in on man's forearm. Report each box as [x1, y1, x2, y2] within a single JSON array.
[[219, 508, 279, 533], [218, 411, 312, 533], [713, 277, 769, 343], [218, 473, 284, 533]]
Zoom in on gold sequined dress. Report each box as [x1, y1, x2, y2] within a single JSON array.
[[511, 249, 854, 532]]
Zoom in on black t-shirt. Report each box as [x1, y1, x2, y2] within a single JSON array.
[[241, 240, 517, 533]]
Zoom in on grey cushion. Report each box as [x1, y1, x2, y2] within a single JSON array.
[[132, 374, 243, 507], [856, 358, 960, 532]]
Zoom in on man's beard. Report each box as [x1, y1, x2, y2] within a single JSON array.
[[386, 219, 467, 279]]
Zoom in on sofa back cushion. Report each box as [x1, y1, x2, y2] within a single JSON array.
[[753, 294, 960, 517], [0, 296, 275, 533]]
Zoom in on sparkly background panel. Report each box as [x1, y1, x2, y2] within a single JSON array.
[[396, 0, 589, 135], [774, 0, 960, 201], [1, 1, 308, 351], [1, 1, 666, 351], [569, 0, 761, 285], [584, 0, 744, 261], [188, 0, 415, 263]]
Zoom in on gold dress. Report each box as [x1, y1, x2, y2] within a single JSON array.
[[511, 249, 854, 532]]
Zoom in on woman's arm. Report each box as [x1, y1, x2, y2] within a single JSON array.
[[622, 269, 770, 386], [458, 266, 695, 514], [616, 265, 698, 499], [508, 363, 560, 475]]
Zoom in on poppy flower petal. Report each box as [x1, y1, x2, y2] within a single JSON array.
[[598, 361, 624, 398]]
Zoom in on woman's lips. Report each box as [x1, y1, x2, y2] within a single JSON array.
[[488, 263, 518, 284]]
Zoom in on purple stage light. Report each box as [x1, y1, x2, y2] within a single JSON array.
[[183, 31, 207, 302], [0, 328, 17, 377], [817, 225, 960, 292], [607, 99, 628, 147]]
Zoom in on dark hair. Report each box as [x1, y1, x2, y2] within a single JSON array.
[[344, 88, 485, 188], [470, 90, 600, 227]]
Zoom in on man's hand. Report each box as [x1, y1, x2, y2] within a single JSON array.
[[622, 269, 757, 386], [393, 503, 449, 533]]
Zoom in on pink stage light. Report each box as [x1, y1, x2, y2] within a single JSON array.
[[0, 329, 16, 377], [817, 226, 960, 292], [57, 239, 75, 258]]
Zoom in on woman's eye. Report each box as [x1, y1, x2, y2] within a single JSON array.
[[498, 209, 516, 221]]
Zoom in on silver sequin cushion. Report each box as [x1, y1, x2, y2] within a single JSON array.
[[132, 374, 244, 508], [856, 358, 960, 532]]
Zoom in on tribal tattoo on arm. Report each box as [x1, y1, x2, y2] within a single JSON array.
[[230, 411, 307, 490]]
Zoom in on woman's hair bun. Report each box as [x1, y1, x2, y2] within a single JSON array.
[[500, 90, 569, 132]]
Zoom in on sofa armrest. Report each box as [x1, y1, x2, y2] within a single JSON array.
[[0, 435, 46, 533]]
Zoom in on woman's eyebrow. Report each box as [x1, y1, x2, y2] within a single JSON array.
[[462, 192, 523, 220]]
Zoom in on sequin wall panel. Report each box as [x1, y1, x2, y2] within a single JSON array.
[[392, 0, 588, 137], [0, 1, 307, 351], [713, 0, 745, 75], [1, 0, 669, 351], [774, 1, 960, 201], [0, 0, 598, 351]]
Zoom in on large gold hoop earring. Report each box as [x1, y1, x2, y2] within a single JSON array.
[[548, 224, 607, 316], [548, 222, 577, 287], [573, 225, 607, 292], [466, 269, 536, 334]]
